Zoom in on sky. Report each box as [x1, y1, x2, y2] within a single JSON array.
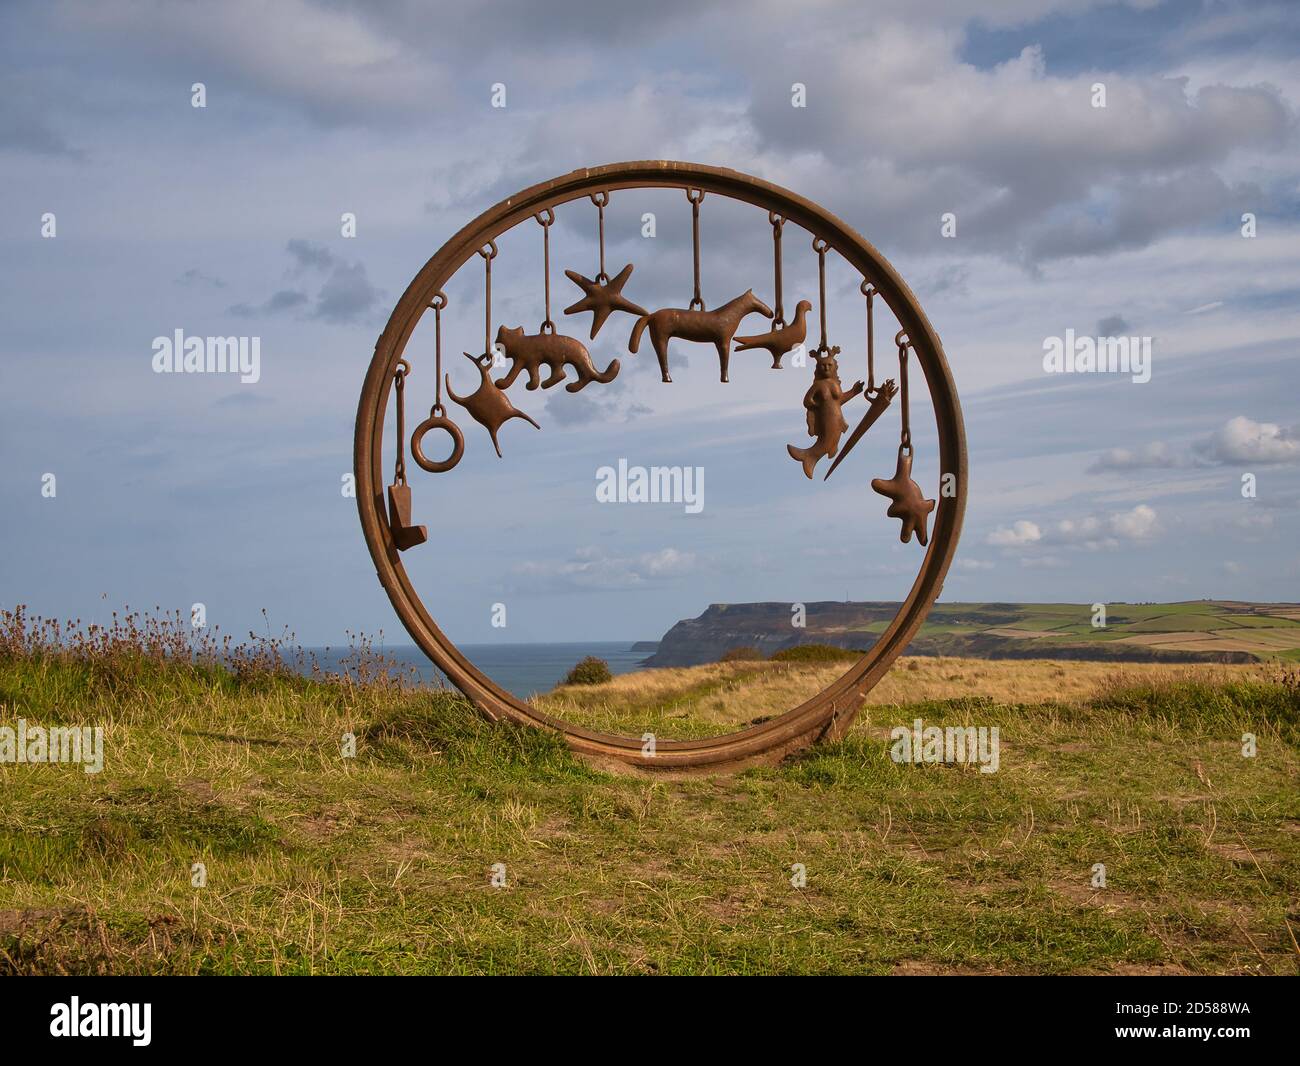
[[1, 0, 1298, 647]]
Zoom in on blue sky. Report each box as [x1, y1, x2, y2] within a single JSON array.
[[2, 0, 1297, 645]]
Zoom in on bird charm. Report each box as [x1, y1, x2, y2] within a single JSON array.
[[733, 299, 812, 369], [563, 264, 647, 339], [446, 353, 540, 457], [871, 447, 935, 546]]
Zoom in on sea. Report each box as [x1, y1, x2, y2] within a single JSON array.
[[304, 641, 652, 699]]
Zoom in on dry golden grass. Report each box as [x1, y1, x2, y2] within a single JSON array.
[[536, 656, 1269, 738]]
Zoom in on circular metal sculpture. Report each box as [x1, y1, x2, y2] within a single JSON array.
[[355, 161, 967, 771]]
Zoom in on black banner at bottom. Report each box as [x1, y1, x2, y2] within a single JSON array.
[[2, 975, 1292, 1052]]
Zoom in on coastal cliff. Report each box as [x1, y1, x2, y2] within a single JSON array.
[[643, 600, 1277, 667]]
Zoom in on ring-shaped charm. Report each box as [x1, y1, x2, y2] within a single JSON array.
[[410, 407, 465, 474]]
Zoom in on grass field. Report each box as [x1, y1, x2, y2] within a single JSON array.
[[928, 601, 1300, 661], [2, 611, 1298, 975], [650, 600, 1300, 669]]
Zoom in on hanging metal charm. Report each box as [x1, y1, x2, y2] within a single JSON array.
[[627, 188, 772, 382], [787, 346, 864, 478], [448, 353, 540, 456], [386, 359, 428, 550], [871, 332, 935, 545], [410, 291, 466, 474], [733, 213, 811, 369], [446, 241, 539, 456], [495, 327, 619, 392], [822, 281, 898, 480], [787, 237, 864, 477], [563, 192, 647, 339], [497, 210, 620, 392]]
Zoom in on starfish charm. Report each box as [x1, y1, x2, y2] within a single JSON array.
[[563, 263, 647, 339], [871, 448, 936, 546]]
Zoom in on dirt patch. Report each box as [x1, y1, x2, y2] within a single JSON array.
[[179, 777, 219, 803], [296, 811, 345, 841], [0, 908, 65, 936], [1107, 962, 1192, 975], [1207, 841, 1276, 864], [892, 959, 1006, 975], [0, 907, 209, 976], [1052, 880, 1141, 910]]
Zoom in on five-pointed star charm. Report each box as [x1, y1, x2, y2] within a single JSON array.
[[871, 448, 936, 546], [563, 263, 648, 339]]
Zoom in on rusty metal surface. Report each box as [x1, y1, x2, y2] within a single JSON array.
[[786, 346, 863, 479], [628, 290, 772, 383], [354, 161, 968, 772], [445, 353, 539, 458], [734, 299, 811, 369], [494, 326, 619, 392]]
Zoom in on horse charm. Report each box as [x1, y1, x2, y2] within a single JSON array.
[[628, 290, 772, 383]]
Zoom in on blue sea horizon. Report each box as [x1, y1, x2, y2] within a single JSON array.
[[303, 641, 652, 699]]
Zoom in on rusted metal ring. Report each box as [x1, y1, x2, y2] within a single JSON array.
[[410, 408, 465, 474], [477, 240, 498, 261], [355, 161, 967, 772], [590, 191, 609, 207], [811, 236, 830, 254], [685, 187, 705, 204], [534, 208, 555, 227], [429, 292, 447, 310]]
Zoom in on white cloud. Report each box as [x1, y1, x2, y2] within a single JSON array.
[[987, 520, 1043, 546], [1109, 503, 1160, 541], [1090, 417, 1300, 474], [510, 546, 697, 592], [745, 21, 1293, 262], [990, 504, 1160, 553], [1087, 441, 1187, 473], [1195, 415, 1300, 464]]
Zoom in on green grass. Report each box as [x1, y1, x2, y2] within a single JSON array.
[[1121, 614, 1236, 633], [769, 643, 863, 663], [1, 646, 1298, 975], [1226, 615, 1300, 629]]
